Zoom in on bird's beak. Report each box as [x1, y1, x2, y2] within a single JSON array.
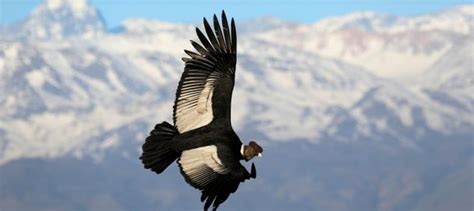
[[250, 163, 257, 178], [258, 153, 262, 157]]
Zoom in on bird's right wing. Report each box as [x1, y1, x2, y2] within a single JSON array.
[[178, 145, 256, 211]]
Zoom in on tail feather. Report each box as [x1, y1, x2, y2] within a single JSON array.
[[140, 121, 179, 174]]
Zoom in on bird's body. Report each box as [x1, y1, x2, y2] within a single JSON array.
[[140, 11, 263, 211]]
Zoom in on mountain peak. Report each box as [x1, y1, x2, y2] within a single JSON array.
[[448, 4, 474, 15], [239, 16, 298, 33], [43, 0, 90, 18], [310, 6, 473, 34], [16, 0, 106, 40], [309, 11, 396, 32]]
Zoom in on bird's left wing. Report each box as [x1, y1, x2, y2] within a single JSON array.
[[178, 145, 256, 211], [173, 11, 237, 133]]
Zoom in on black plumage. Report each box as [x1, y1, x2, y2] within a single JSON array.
[[140, 11, 263, 211]]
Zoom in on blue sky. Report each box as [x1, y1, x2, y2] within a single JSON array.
[[1, 0, 472, 27]]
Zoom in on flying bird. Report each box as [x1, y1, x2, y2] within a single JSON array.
[[140, 11, 263, 211]]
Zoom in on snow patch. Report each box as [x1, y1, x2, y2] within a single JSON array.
[[25, 68, 48, 87], [423, 110, 443, 131]]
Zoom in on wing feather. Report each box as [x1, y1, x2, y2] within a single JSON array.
[[203, 18, 221, 52], [221, 12, 231, 53], [213, 15, 226, 51], [178, 144, 256, 211], [196, 27, 215, 52], [173, 11, 237, 133], [190, 40, 209, 55], [231, 18, 237, 54]]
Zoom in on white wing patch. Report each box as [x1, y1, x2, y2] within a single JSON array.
[[179, 146, 230, 187], [197, 77, 215, 114], [175, 72, 220, 133]]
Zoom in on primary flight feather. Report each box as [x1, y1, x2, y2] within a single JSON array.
[[140, 11, 263, 211]]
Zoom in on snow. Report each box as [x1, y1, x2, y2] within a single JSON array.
[[423, 110, 444, 132], [1, 44, 19, 76], [3, 42, 19, 61], [25, 68, 47, 87], [311, 5, 473, 34], [16, 0, 104, 40], [46, 0, 62, 10], [253, 5, 472, 79], [46, 0, 90, 18], [0, 1, 472, 164], [398, 105, 414, 127], [106, 69, 127, 92]]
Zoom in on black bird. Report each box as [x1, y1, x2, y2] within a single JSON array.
[[140, 11, 263, 211]]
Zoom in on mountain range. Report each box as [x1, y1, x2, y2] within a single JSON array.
[[0, 1, 473, 211]]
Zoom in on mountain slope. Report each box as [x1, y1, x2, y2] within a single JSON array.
[[1, 1, 473, 164], [1, 1, 473, 211], [419, 38, 474, 97], [3, 0, 105, 40], [252, 5, 473, 79]]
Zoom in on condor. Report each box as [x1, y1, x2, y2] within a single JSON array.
[[140, 11, 263, 211]]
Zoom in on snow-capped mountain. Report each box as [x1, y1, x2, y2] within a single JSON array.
[[3, 0, 105, 40], [418, 38, 474, 97], [311, 6, 473, 34], [1, 0, 473, 164], [253, 5, 473, 79], [1, 1, 473, 211]]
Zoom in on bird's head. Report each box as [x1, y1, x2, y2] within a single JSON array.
[[242, 141, 263, 161]]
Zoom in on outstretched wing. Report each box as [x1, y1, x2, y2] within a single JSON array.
[[173, 11, 237, 133], [178, 145, 256, 211]]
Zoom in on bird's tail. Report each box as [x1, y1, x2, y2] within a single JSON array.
[[140, 121, 179, 174]]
